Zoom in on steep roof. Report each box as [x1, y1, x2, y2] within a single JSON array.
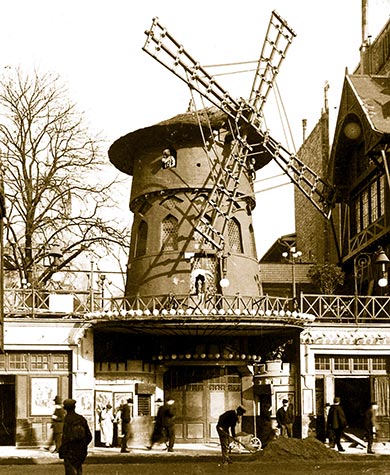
[[348, 75, 390, 135], [108, 107, 273, 176], [329, 74, 390, 192]]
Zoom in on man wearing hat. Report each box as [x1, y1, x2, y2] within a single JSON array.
[[120, 398, 134, 453], [327, 396, 347, 452], [44, 395, 66, 453], [216, 405, 246, 465], [59, 398, 92, 474], [276, 398, 294, 438]]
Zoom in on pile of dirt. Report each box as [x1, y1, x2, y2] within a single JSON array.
[[259, 437, 346, 461]]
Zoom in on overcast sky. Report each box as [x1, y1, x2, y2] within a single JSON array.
[[1, 0, 389, 257]]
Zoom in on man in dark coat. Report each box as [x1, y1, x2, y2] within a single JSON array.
[[364, 401, 378, 454], [59, 398, 92, 475], [146, 398, 165, 450], [216, 405, 246, 465], [161, 399, 176, 452], [120, 398, 133, 453], [276, 399, 294, 437], [327, 396, 347, 452], [45, 395, 66, 453]]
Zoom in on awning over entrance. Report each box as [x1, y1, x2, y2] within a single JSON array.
[[91, 316, 306, 337]]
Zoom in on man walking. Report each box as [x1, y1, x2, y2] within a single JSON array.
[[327, 396, 347, 452], [216, 405, 246, 465], [59, 398, 92, 475], [45, 395, 66, 453], [364, 401, 378, 454], [161, 399, 176, 452], [146, 398, 165, 450]]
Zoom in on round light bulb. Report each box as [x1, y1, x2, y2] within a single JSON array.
[[378, 277, 388, 288], [220, 278, 230, 288]]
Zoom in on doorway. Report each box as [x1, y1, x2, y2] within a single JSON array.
[[334, 377, 370, 433], [0, 375, 16, 445], [164, 366, 241, 442]]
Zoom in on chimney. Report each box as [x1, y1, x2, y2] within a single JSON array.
[[302, 119, 307, 142], [360, 0, 371, 74]]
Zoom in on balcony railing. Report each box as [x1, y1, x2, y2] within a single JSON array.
[[301, 294, 390, 323], [3, 288, 99, 317], [3, 289, 303, 320], [4, 288, 390, 323]]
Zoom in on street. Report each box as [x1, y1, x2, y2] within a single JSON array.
[[0, 460, 390, 475]]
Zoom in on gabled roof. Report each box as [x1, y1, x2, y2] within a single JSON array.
[[348, 75, 390, 135], [259, 233, 296, 263], [329, 74, 390, 193]]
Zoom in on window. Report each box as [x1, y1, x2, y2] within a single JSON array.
[[353, 357, 369, 372], [372, 357, 387, 372], [161, 147, 177, 169], [162, 215, 178, 251], [228, 218, 243, 253], [333, 356, 350, 371], [31, 354, 49, 370], [137, 395, 151, 416], [135, 220, 148, 257], [9, 354, 27, 370], [315, 355, 388, 374], [53, 354, 70, 371], [315, 356, 331, 371], [0, 352, 70, 372], [352, 175, 385, 236]]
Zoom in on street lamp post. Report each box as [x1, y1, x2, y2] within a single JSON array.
[[282, 246, 302, 304], [353, 247, 390, 296], [353, 247, 390, 319]]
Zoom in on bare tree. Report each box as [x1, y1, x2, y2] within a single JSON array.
[[0, 68, 130, 288]]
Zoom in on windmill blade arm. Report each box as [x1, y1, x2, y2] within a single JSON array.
[[249, 10, 296, 112], [142, 17, 335, 222], [262, 134, 335, 219], [143, 18, 244, 120]]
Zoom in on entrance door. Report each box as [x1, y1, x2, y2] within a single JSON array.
[[0, 375, 16, 445], [334, 377, 370, 432], [164, 366, 242, 442]]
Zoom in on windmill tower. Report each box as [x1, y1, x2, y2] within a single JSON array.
[[108, 12, 333, 442], [109, 12, 334, 302]]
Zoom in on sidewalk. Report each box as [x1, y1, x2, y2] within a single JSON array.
[[0, 442, 224, 465], [0, 440, 389, 465]]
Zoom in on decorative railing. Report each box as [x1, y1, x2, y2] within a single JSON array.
[[3, 289, 304, 321], [300, 294, 390, 322], [3, 288, 99, 317], [4, 288, 390, 323]]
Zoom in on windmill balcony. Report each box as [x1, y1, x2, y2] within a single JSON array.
[[4, 288, 390, 323]]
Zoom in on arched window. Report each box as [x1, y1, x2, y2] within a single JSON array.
[[162, 215, 178, 251], [228, 218, 243, 253], [135, 220, 148, 257]]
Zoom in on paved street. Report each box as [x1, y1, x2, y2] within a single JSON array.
[[1, 459, 390, 475], [0, 440, 389, 474]]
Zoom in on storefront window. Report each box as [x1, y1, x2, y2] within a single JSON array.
[[352, 357, 369, 371]]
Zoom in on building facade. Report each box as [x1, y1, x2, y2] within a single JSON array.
[[1, 9, 390, 450]]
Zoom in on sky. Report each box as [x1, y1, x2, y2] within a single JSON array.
[[1, 0, 389, 258]]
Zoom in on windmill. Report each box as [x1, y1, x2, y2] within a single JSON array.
[[142, 12, 335, 255]]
